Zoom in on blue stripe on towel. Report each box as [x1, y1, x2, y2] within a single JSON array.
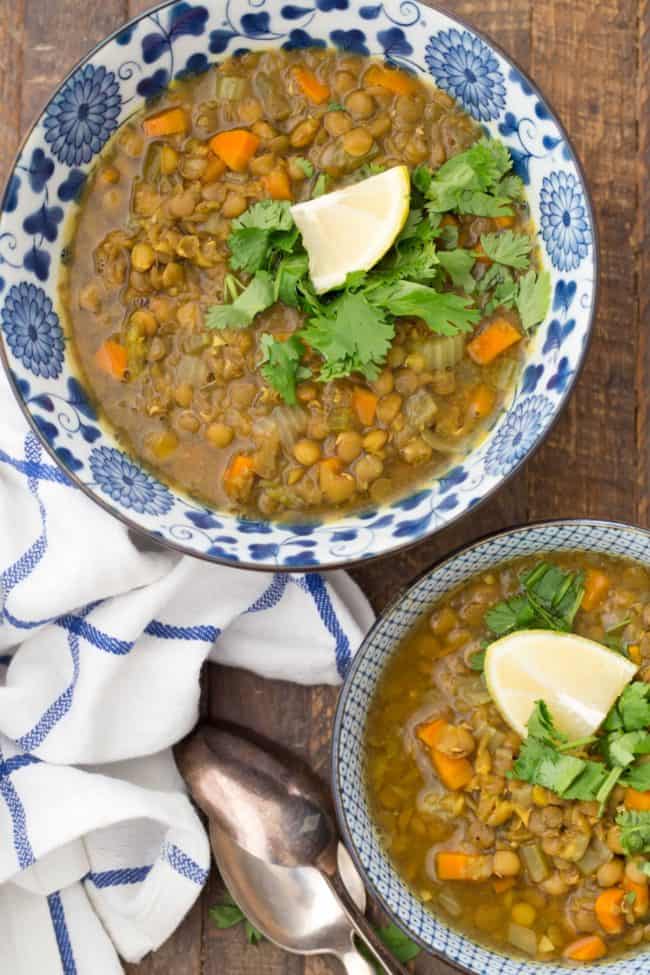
[[144, 620, 220, 642], [245, 573, 288, 613], [47, 892, 78, 975], [295, 574, 351, 678], [162, 842, 208, 886], [0, 745, 35, 870], [87, 865, 152, 888]]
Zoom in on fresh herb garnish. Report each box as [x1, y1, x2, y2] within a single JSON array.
[[604, 618, 631, 656], [205, 135, 546, 403], [480, 230, 533, 270], [357, 921, 421, 971], [515, 268, 552, 333], [468, 649, 487, 672], [485, 562, 585, 637], [259, 333, 311, 405], [209, 895, 264, 945], [616, 810, 650, 855], [327, 101, 345, 111], [206, 271, 274, 330]]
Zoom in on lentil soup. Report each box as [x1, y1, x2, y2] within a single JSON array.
[[62, 48, 546, 520], [365, 552, 650, 964]]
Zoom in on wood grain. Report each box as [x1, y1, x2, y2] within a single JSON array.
[[1, 1, 642, 973]]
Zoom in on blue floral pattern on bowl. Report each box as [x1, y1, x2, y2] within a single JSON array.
[[333, 521, 650, 974], [43, 64, 122, 166], [0, 0, 597, 570], [424, 28, 506, 121]]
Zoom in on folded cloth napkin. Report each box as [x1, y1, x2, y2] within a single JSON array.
[[0, 375, 374, 974]]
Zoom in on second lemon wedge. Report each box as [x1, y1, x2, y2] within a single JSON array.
[[290, 165, 410, 294], [484, 629, 638, 740]]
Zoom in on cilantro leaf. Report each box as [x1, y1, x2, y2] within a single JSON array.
[[605, 730, 650, 768], [485, 593, 538, 636], [468, 649, 486, 672], [245, 921, 264, 945], [515, 269, 552, 332], [357, 161, 387, 180], [616, 809, 650, 855], [302, 293, 395, 382], [274, 253, 310, 307], [294, 156, 314, 178], [455, 191, 513, 218], [312, 173, 329, 197], [374, 280, 479, 335], [623, 763, 650, 791], [480, 231, 533, 270], [605, 683, 650, 733], [259, 333, 310, 405], [527, 700, 568, 745], [437, 249, 476, 292], [412, 165, 433, 196], [497, 174, 525, 200], [206, 272, 274, 330], [327, 101, 345, 111], [233, 200, 294, 233], [209, 895, 264, 944], [228, 201, 296, 274]]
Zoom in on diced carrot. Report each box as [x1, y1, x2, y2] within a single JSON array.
[[263, 169, 292, 201], [467, 383, 496, 421], [142, 107, 188, 138], [493, 876, 516, 894], [473, 243, 492, 264], [416, 717, 447, 750], [436, 852, 490, 881], [467, 319, 522, 366], [209, 129, 260, 172], [365, 63, 417, 96], [223, 454, 255, 499], [629, 644, 642, 664], [625, 787, 650, 811], [595, 887, 625, 934], [292, 66, 330, 104], [581, 568, 610, 612], [441, 214, 458, 228], [95, 340, 127, 380], [417, 718, 473, 791], [495, 215, 516, 229], [563, 936, 607, 962], [352, 387, 378, 427], [624, 875, 649, 918], [202, 153, 227, 183]]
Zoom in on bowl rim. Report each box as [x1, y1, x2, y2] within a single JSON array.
[[331, 517, 650, 972], [0, 0, 601, 573]]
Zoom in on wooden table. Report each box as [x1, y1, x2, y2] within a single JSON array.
[[1, 0, 646, 971]]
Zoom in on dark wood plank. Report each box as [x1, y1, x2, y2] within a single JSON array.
[[526, 0, 639, 525], [637, 0, 650, 528], [0, 0, 25, 177]]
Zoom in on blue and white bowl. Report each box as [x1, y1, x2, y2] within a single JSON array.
[[332, 520, 650, 974], [0, 1, 598, 570]]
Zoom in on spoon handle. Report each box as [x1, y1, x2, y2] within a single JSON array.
[[338, 948, 380, 975], [327, 873, 410, 975]]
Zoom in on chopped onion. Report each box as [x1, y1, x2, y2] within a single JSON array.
[[508, 922, 538, 956]]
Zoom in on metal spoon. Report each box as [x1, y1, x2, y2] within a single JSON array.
[[175, 724, 409, 975], [211, 826, 376, 974]]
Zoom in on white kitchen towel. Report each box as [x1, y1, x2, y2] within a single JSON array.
[[0, 375, 374, 974]]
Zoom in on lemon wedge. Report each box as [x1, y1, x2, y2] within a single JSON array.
[[484, 630, 638, 740], [290, 165, 410, 293]]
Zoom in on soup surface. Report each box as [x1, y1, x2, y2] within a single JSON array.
[[365, 553, 650, 963], [63, 48, 545, 520]]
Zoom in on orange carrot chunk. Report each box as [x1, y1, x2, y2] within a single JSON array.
[[581, 568, 610, 611], [202, 153, 227, 183], [142, 107, 188, 138], [493, 876, 516, 894], [624, 875, 649, 917], [95, 340, 128, 380], [223, 454, 255, 500], [467, 383, 496, 421], [352, 388, 378, 427], [209, 130, 260, 172], [563, 936, 607, 962], [417, 718, 473, 791], [495, 215, 516, 229], [263, 169, 293, 201], [364, 63, 417, 96], [625, 787, 650, 811], [595, 887, 625, 934], [293, 66, 330, 104], [467, 319, 522, 366], [436, 852, 491, 881]]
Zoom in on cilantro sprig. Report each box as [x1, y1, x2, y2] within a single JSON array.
[[485, 562, 585, 637]]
